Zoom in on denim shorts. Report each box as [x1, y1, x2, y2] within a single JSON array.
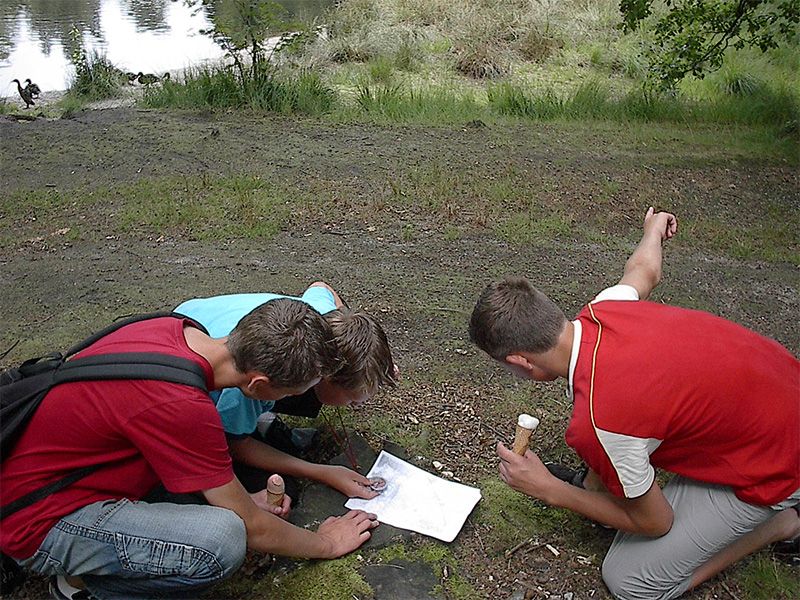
[[20, 498, 247, 600]]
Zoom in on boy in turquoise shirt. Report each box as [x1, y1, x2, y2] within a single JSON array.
[[175, 282, 396, 502]]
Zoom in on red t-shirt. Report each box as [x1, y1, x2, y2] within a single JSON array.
[[565, 300, 800, 505], [0, 317, 234, 559]]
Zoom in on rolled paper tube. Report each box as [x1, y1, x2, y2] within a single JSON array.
[[512, 413, 540, 455], [266, 474, 285, 507]]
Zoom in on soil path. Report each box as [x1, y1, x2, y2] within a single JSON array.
[[1, 109, 798, 599]]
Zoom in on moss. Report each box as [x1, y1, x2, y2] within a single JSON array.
[[371, 541, 479, 599], [265, 557, 371, 600], [475, 477, 582, 551]]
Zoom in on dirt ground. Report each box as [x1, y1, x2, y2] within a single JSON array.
[[1, 108, 798, 599]]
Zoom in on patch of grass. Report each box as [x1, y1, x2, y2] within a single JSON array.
[[680, 212, 800, 264], [443, 224, 462, 241], [68, 48, 124, 100], [737, 554, 800, 600], [364, 406, 433, 455], [496, 212, 574, 245], [454, 41, 507, 80], [219, 554, 371, 600], [58, 94, 85, 119], [373, 541, 480, 599], [143, 68, 242, 108], [476, 477, 583, 551], [351, 84, 485, 124], [142, 68, 335, 115], [394, 35, 423, 71], [368, 55, 395, 84], [114, 175, 293, 239]]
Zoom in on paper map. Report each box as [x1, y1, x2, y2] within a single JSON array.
[[345, 451, 482, 542]]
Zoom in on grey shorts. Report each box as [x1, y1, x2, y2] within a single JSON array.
[[601, 476, 800, 600]]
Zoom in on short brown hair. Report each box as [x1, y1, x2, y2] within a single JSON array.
[[469, 276, 567, 360], [227, 298, 340, 388], [324, 308, 396, 393]]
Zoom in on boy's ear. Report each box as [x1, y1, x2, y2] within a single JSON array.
[[504, 353, 534, 374], [245, 373, 271, 395]]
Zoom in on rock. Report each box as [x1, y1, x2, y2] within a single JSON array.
[[361, 559, 443, 599]]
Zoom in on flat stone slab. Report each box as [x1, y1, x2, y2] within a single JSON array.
[[289, 433, 412, 550], [361, 559, 444, 599]]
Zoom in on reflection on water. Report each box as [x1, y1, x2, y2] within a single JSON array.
[[0, 0, 332, 94]]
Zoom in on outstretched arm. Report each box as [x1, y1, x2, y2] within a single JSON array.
[[619, 207, 678, 300], [229, 437, 378, 499]]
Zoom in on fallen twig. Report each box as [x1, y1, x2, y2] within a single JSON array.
[[505, 537, 537, 558]]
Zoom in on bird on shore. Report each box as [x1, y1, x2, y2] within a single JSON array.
[[136, 72, 160, 85], [23, 78, 41, 99], [125, 72, 138, 84], [11, 79, 34, 108]]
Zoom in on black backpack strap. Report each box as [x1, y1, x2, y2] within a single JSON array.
[[55, 353, 208, 391], [0, 352, 209, 520], [0, 465, 101, 520], [64, 312, 209, 358]]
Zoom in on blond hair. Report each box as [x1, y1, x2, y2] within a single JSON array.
[[324, 308, 396, 393]]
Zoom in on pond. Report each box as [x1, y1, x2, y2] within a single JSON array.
[[0, 0, 334, 94]]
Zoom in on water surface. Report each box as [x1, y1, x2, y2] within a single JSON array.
[[1, 0, 333, 94]]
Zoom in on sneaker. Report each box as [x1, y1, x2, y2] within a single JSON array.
[[544, 462, 587, 489], [772, 536, 799, 566], [49, 576, 95, 600]]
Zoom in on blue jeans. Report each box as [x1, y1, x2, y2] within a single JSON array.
[[20, 499, 246, 599]]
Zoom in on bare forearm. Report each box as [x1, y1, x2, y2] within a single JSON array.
[[621, 229, 664, 300], [246, 511, 332, 558], [229, 437, 324, 480], [546, 481, 672, 537]]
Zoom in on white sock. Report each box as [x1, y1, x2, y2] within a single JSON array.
[[56, 575, 83, 596]]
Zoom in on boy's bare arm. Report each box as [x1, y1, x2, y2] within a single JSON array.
[[497, 442, 673, 537], [203, 477, 377, 558], [229, 437, 378, 499], [618, 207, 678, 300]]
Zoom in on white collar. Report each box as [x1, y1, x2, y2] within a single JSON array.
[[567, 319, 582, 399]]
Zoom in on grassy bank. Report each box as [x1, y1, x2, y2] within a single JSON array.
[[131, 0, 799, 136]]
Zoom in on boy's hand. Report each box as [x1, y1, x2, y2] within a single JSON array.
[[317, 510, 379, 558], [643, 206, 677, 242], [497, 442, 560, 503], [250, 489, 292, 519], [321, 465, 380, 499]]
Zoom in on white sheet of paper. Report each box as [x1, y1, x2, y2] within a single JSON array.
[[345, 451, 482, 542]]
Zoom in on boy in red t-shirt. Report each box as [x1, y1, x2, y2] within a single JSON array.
[[0, 299, 378, 599], [469, 208, 800, 599]]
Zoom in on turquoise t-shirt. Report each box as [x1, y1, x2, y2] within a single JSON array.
[[175, 288, 337, 435]]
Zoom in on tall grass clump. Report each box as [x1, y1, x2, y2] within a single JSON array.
[[143, 68, 242, 108], [143, 67, 334, 115], [66, 27, 123, 100], [353, 83, 483, 123]]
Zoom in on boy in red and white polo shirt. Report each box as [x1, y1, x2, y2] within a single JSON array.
[[469, 208, 799, 599]]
